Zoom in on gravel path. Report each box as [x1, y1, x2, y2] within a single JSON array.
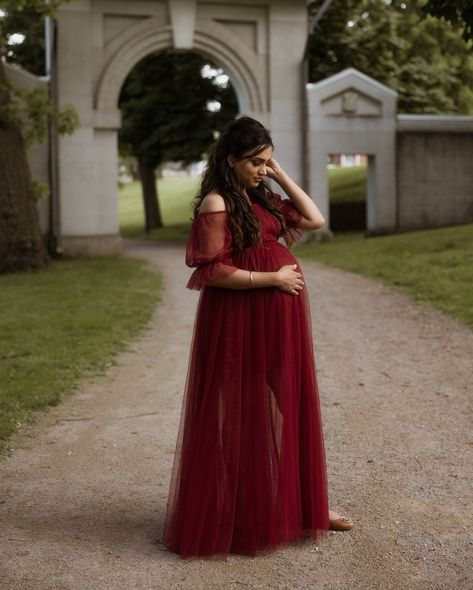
[[1, 240, 472, 590]]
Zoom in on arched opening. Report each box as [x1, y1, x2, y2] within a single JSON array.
[[116, 49, 239, 240], [54, 6, 308, 257], [79, 18, 266, 252], [95, 19, 265, 121]]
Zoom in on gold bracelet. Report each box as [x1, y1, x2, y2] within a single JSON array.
[[249, 270, 255, 288]]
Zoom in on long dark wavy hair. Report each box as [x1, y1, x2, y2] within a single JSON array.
[[191, 116, 295, 251]]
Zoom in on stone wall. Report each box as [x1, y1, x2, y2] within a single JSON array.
[[307, 68, 473, 235], [396, 116, 473, 230]]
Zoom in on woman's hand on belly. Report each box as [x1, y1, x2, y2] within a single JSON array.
[[274, 264, 304, 296]]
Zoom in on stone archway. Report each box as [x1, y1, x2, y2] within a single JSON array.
[[56, 0, 308, 256], [95, 18, 266, 120]]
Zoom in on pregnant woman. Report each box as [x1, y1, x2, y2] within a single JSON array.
[[162, 116, 355, 559]]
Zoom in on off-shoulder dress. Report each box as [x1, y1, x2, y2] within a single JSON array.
[[162, 192, 330, 558]]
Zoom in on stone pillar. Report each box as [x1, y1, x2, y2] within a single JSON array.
[[56, 3, 122, 256], [268, 3, 307, 187], [366, 143, 397, 234]]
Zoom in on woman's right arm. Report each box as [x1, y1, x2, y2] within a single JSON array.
[[207, 264, 305, 295], [194, 193, 305, 294]]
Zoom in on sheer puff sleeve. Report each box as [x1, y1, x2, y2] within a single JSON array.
[[185, 211, 238, 290], [267, 192, 304, 243]]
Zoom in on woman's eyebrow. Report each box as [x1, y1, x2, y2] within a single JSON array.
[[239, 153, 271, 163]]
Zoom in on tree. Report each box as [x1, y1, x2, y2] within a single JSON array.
[[0, 0, 76, 273], [308, 0, 473, 114], [0, 65, 48, 272], [119, 50, 238, 231], [395, 4, 473, 113], [422, 0, 473, 41], [1, 3, 45, 75], [308, 0, 398, 85], [0, 1, 51, 272]]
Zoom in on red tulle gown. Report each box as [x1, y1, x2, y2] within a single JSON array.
[[162, 192, 330, 558]]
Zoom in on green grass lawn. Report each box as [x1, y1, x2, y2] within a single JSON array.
[[328, 164, 366, 203], [119, 177, 198, 243], [294, 225, 473, 328], [0, 257, 161, 448]]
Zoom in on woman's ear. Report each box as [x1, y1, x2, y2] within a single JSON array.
[[227, 154, 236, 168]]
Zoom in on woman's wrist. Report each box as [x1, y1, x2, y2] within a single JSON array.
[[206, 269, 278, 289], [268, 167, 289, 185], [272, 170, 294, 192], [252, 271, 278, 288]]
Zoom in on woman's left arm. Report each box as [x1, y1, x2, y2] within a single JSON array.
[[266, 159, 325, 230]]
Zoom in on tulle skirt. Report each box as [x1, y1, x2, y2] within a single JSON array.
[[162, 241, 330, 558]]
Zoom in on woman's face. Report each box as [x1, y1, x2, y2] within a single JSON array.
[[229, 146, 273, 190]]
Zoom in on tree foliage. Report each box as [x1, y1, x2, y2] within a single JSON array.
[[1, 0, 78, 149], [6, 82, 78, 147], [0, 0, 65, 56], [119, 51, 238, 168], [0, 3, 46, 75], [308, 0, 473, 114], [422, 0, 473, 41], [119, 50, 238, 230]]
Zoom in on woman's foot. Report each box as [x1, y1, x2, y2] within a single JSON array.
[[329, 509, 355, 531]]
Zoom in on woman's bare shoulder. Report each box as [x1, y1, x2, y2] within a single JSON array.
[[199, 191, 226, 213]]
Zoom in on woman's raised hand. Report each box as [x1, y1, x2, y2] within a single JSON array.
[[265, 158, 284, 182], [275, 264, 304, 295]]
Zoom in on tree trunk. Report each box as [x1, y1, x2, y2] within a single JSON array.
[[0, 62, 50, 273], [137, 156, 162, 231]]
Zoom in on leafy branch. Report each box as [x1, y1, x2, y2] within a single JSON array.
[[3, 80, 79, 147]]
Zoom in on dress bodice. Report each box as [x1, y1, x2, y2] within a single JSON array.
[[185, 192, 303, 290], [250, 203, 282, 243]]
